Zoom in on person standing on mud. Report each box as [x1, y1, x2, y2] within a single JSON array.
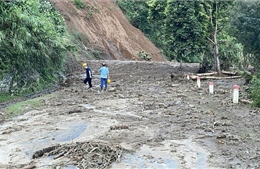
[[83, 63, 93, 89], [99, 62, 109, 91]]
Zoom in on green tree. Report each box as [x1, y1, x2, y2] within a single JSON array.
[[0, 0, 71, 93], [205, 0, 234, 74], [146, 0, 168, 55], [230, 0, 260, 71], [147, 0, 234, 68], [116, 0, 151, 34], [218, 33, 243, 70], [162, 0, 210, 62], [230, 0, 260, 107]]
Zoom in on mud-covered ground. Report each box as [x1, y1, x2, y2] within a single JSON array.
[[0, 60, 259, 169]]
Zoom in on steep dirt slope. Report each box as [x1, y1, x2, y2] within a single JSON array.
[[50, 0, 165, 61]]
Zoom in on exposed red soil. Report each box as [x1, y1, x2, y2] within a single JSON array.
[[50, 0, 165, 61]]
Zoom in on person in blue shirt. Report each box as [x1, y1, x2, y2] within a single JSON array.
[[83, 63, 93, 89], [99, 62, 109, 91]]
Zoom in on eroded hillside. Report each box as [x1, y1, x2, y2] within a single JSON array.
[[50, 0, 165, 61]]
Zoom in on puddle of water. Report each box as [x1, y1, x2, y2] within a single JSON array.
[[113, 144, 179, 169], [113, 139, 210, 169], [0, 120, 88, 165], [54, 123, 87, 142], [22, 123, 88, 158], [123, 153, 179, 168], [62, 165, 77, 169], [184, 138, 210, 169], [80, 104, 95, 109]]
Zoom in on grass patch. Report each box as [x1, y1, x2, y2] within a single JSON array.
[[0, 94, 18, 103], [3, 94, 52, 118]]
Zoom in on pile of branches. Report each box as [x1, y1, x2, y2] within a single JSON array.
[[32, 141, 125, 169]]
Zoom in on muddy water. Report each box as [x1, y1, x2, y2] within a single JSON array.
[[0, 103, 213, 169], [0, 113, 87, 167], [112, 138, 211, 169]]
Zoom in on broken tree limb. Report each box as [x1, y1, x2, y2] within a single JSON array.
[[54, 151, 66, 160], [197, 72, 218, 76], [196, 71, 238, 77], [221, 70, 238, 76], [240, 99, 253, 105], [191, 75, 241, 80]]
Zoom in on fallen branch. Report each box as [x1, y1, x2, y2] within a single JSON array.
[[54, 151, 66, 160], [221, 70, 238, 76], [197, 72, 218, 76], [240, 99, 253, 104], [32, 145, 60, 159], [191, 75, 241, 80], [192, 71, 238, 78]]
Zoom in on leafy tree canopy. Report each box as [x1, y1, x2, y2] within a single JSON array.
[[230, 0, 260, 70], [0, 0, 71, 93]]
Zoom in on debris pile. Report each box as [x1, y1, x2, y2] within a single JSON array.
[[33, 141, 125, 168]]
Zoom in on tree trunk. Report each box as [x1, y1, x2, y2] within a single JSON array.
[[213, 35, 221, 75], [213, 3, 221, 75]]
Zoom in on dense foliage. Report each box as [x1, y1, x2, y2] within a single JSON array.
[[117, 0, 240, 71], [230, 0, 260, 107], [230, 0, 260, 71], [249, 77, 260, 107], [0, 0, 71, 94]]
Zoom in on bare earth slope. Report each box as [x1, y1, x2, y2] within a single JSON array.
[[51, 0, 165, 61]]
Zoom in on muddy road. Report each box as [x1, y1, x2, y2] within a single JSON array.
[[0, 60, 259, 169]]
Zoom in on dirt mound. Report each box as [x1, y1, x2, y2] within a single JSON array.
[[50, 0, 165, 61]]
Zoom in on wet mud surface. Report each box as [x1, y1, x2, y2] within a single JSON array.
[[0, 60, 259, 169]]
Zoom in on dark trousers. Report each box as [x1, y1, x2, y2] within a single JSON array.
[[100, 78, 107, 90], [84, 78, 92, 88]]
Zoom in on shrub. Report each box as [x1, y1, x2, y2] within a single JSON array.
[[0, 0, 71, 94], [73, 0, 85, 9], [249, 76, 260, 107], [138, 51, 152, 61]]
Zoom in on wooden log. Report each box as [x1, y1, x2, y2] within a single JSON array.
[[32, 145, 60, 159], [191, 75, 241, 80], [221, 70, 238, 76], [54, 151, 66, 159], [197, 72, 218, 76], [240, 99, 253, 104]]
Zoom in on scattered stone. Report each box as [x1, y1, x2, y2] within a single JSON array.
[[216, 134, 227, 139], [108, 87, 116, 92], [67, 109, 82, 114], [158, 103, 168, 108], [117, 94, 125, 98], [110, 125, 129, 130], [171, 84, 179, 87], [177, 94, 188, 98]]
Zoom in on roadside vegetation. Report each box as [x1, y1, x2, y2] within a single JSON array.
[[0, 0, 98, 102], [0, 0, 72, 96]]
